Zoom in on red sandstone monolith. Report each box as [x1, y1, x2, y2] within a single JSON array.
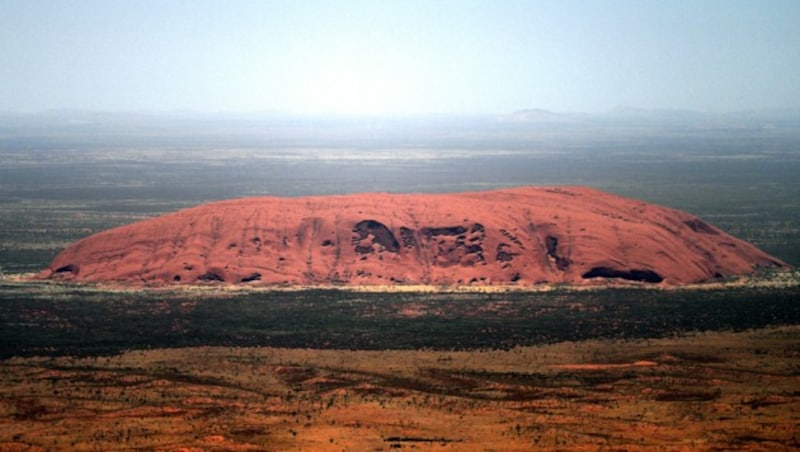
[[41, 186, 787, 286]]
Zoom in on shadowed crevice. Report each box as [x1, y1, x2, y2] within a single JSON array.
[[353, 220, 400, 254], [241, 273, 262, 282], [420, 226, 468, 238], [582, 267, 663, 283], [198, 272, 225, 282], [684, 219, 718, 235], [545, 235, 570, 270], [54, 264, 79, 274]]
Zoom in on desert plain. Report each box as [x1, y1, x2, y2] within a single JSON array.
[[2, 323, 799, 450], [2, 113, 800, 450]]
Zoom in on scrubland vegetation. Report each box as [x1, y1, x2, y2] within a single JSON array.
[[1, 276, 798, 358], [2, 327, 799, 450]]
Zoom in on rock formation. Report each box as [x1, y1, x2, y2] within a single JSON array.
[[40, 186, 788, 286]]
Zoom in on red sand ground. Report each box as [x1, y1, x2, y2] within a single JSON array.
[[40, 186, 787, 286]]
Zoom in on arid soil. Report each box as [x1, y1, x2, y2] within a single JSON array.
[[40, 186, 786, 286], [1, 327, 798, 450]]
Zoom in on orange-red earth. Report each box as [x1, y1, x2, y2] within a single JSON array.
[[40, 186, 788, 286]]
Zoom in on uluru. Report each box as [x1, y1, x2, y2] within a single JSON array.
[[40, 186, 787, 287]]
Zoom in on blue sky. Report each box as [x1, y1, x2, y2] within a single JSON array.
[[1, 0, 798, 115]]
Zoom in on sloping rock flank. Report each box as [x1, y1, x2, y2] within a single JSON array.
[[41, 186, 788, 286]]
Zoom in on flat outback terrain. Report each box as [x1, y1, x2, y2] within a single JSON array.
[[1, 114, 799, 450], [2, 326, 799, 450], [1, 275, 799, 450]]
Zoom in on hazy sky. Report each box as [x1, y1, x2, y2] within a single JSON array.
[[1, 0, 799, 115]]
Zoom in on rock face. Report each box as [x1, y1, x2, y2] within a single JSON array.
[[41, 186, 788, 286]]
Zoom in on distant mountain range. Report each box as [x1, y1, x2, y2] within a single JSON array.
[[503, 107, 800, 128], [1, 108, 797, 149]]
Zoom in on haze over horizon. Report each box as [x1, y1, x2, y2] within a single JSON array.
[[2, 0, 799, 116]]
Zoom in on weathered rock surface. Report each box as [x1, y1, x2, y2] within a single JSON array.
[[40, 186, 788, 286]]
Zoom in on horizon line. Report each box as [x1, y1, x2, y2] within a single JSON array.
[[2, 106, 800, 119]]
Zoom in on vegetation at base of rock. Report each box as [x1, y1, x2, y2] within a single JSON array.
[[1, 280, 798, 359]]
